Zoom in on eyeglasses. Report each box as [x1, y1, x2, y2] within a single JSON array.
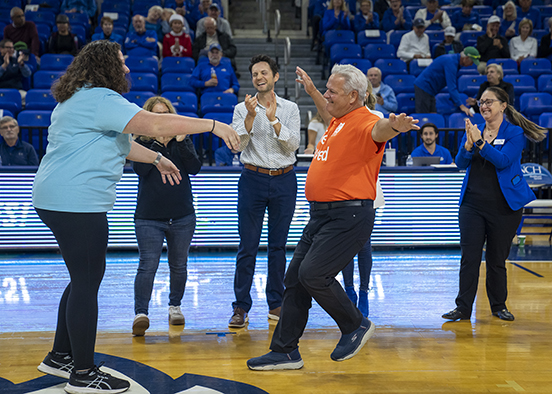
[[477, 99, 501, 108], [0, 124, 17, 130], [2, 46, 14, 50]]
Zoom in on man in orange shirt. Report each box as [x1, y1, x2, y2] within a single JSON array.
[[247, 64, 419, 370]]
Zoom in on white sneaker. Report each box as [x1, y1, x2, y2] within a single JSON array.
[[132, 314, 149, 336], [169, 306, 185, 325]]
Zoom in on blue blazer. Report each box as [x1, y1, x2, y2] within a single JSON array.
[[456, 120, 535, 211]]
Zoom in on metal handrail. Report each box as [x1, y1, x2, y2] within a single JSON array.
[[274, 9, 281, 38], [283, 37, 291, 99]]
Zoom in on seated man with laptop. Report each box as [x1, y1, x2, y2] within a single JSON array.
[[411, 122, 453, 165]]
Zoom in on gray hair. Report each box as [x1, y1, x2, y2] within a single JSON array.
[[0, 116, 18, 127], [331, 64, 367, 104], [486, 63, 504, 80], [503, 1, 517, 19]]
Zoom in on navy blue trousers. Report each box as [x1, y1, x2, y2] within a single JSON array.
[[233, 167, 297, 312]]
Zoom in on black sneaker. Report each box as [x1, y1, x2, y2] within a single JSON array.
[[37, 351, 74, 379], [65, 363, 130, 394]]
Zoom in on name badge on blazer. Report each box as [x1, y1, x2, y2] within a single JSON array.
[[494, 139, 505, 145]]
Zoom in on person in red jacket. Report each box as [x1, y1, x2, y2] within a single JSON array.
[[162, 14, 192, 58]]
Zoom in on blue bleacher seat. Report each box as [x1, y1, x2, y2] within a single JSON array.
[[330, 43, 362, 66], [338, 58, 372, 74], [459, 31, 485, 47], [0, 89, 22, 115], [389, 30, 407, 49], [33, 70, 64, 89], [504, 74, 537, 95], [411, 113, 446, 128], [409, 59, 432, 77], [520, 92, 552, 122], [40, 53, 73, 70], [539, 112, 552, 128], [125, 56, 158, 74], [396, 93, 416, 115], [35, 22, 51, 40], [0, 0, 21, 10], [426, 30, 445, 47], [487, 58, 518, 75], [128, 72, 158, 93], [29, 0, 61, 12], [356, 30, 386, 47], [405, 6, 423, 17], [200, 92, 238, 115], [25, 89, 57, 110], [458, 75, 487, 96], [162, 57, 195, 74], [17, 110, 52, 155], [538, 74, 552, 93], [101, 2, 131, 16], [363, 43, 396, 62], [0, 9, 11, 23], [436, 92, 469, 115], [162, 91, 198, 114], [161, 73, 194, 92], [25, 10, 56, 29], [123, 91, 155, 107], [520, 58, 552, 79], [323, 30, 355, 53], [383, 74, 416, 94], [457, 64, 479, 76], [532, 29, 548, 43], [68, 24, 86, 44], [0, 109, 14, 117], [63, 12, 89, 28], [448, 112, 484, 128], [473, 5, 493, 16], [375, 59, 408, 77]]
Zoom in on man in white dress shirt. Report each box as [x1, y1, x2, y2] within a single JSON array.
[[229, 54, 301, 328], [397, 18, 431, 63]]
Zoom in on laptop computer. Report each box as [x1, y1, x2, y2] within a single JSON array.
[[412, 156, 441, 166]]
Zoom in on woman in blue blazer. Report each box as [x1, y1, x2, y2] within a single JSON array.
[[443, 86, 546, 322]]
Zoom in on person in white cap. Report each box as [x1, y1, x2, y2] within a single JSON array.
[[162, 13, 192, 57], [434, 26, 464, 58], [476, 15, 510, 74]]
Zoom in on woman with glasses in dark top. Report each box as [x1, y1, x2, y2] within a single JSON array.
[[442, 86, 546, 322]]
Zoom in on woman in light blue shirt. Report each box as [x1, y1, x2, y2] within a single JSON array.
[[33, 40, 239, 394]]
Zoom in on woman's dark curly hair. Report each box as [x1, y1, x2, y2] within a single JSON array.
[[52, 41, 129, 103]]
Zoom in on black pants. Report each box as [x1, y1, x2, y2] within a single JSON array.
[[455, 203, 522, 316], [36, 208, 108, 370], [270, 202, 374, 353]]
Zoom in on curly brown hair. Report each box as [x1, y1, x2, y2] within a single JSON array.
[[52, 41, 129, 103]]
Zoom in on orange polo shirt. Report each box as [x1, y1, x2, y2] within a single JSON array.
[[305, 106, 385, 202]]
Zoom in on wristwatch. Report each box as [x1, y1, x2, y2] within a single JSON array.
[[475, 139, 485, 148], [152, 152, 162, 165]]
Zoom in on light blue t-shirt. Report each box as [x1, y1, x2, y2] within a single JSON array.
[[33, 87, 142, 212]]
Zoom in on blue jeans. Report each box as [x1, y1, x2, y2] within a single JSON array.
[[134, 214, 196, 315], [233, 168, 297, 312], [342, 238, 373, 292]]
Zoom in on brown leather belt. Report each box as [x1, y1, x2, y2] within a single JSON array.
[[244, 164, 294, 176]]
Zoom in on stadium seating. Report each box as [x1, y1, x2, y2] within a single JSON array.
[[40, 53, 73, 71], [363, 43, 396, 62], [162, 91, 198, 114], [338, 58, 372, 74], [25, 89, 57, 110], [0, 89, 22, 115], [123, 91, 156, 107], [384, 74, 416, 94], [375, 59, 408, 76]]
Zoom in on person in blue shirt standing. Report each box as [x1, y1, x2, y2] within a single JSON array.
[[442, 86, 546, 323], [411, 123, 453, 164], [414, 47, 480, 117], [189, 43, 239, 94]]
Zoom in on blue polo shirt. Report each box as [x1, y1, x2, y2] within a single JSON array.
[[414, 54, 463, 107], [411, 144, 453, 164], [0, 138, 39, 166], [33, 87, 141, 213]]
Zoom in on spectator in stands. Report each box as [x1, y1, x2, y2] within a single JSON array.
[[499, 1, 519, 39], [310, 0, 328, 50], [382, 0, 412, 32], [518, 0, 541, 30], [0, 39, 31, 94], [538, 17, 552, 61], [61, 0, 97, 20], [192, 17, 237, 71], [477, 15, 510, 74], [48, 14, 81, 56], [304, 111, 327, 153], [411, 123, 453, 164], [189, 43, 239, 94], [91, 16, 124, 47], [466, 63, 515, 112], [434, 26, 464, 58], [367, 67, 397, 115], [3, 7, 40, 59], [190, 0, 213, 31], [397, 18, 431, 63], [374, 0, 389, 21], [354, 0, 380, 33], [125, 15, 158, 58], [0, 116, 38, 166], [321, 0, 352, 39], [414, 47, 481, 116], [162, 14, 192, 58], [509, 19, 537, 64], [414, 0, 451, 31], [197, 3, 232, 38], [450, 0, 480, 32]]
